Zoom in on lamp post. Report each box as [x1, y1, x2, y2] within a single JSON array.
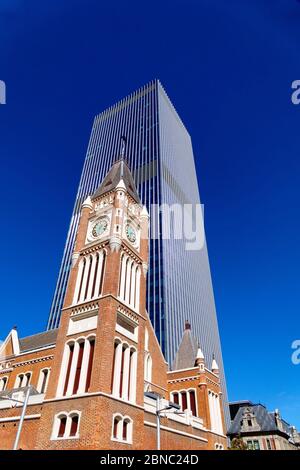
[[145, 391, 181, 450], [0, 385, 36, 450]]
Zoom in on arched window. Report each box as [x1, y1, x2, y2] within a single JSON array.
[[181, 391, 188, 411], [63, 342, 75, 395], [111, 414, 133, 443], [208, 390, 223, 435], [57, 336, 96, 397], [15, 374, 24, 389], [24, 372, 31, 387], [144, 353, 152, 386], [0, 376, 8, 392], [111, 339, 137, 403], [172, 392, 179, 405], [171, 389, 198, 417], [123, 418, 129, 440], [57, 415, 67, 438], [53, 411, 81, 440], [73, 250, 106, 304], [69, 413, 79, 437], [189, 390, 197, 417], [113, 415, 122, 439], [73, 340, 85, 395], [37, 368, 50, 394], [14, 372, 32, 389]]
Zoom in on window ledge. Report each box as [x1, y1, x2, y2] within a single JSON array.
[[51, 435, 80, 441], [111, 437, 132, 445]]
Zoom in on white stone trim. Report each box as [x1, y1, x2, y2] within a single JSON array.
[[167, 367, 198, 374], [144, 420, 208, 443], [170, 388, 198, 417], [208, 390, 223, 435], [0, 414, 41, 423], [51, 410, 81, 440], [0, 375, 8, 392], [37, 367, 51, 394], [94, 250, 104, 298], [43, 391, 145, 410], [0, 328, 20, 358], [73, 257, 85, 303], [111, 413, 133, 444]]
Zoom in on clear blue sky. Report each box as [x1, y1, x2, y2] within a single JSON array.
[[0, 0, 299, 427]]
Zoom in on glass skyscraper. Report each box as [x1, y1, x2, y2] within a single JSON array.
[[47, 80, 228, 414]]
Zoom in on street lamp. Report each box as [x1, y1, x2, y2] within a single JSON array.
[[145, 391, 181, 450], [0, 385, 37, 450]]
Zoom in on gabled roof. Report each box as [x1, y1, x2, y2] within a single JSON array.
[[0, 328, 19, 358], [0, 328, 59, 359], [19, 329, 58, 353], [172, 322, 198, 370], [92, 159, 141, 204]]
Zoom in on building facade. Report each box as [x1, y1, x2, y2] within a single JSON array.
[[46, 81, 228, 417], [228, 401, 300, 451], [0, 161, 227, 450]]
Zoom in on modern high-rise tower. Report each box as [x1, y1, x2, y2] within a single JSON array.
[[47, 80, 227, 413]]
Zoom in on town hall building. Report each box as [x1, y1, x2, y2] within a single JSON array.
[[0, 160, 227, 450]]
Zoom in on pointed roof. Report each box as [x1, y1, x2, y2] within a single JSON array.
[[196, 346, 204, 360], [172, 321, 198, 370], [211, 354, 219, 372], [92, 159, 141, 204], [0, 328, 19, 358]]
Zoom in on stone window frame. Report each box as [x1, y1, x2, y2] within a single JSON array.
[[111, 413, 133, 444], [170, 387, 199, 417], [51, 410, 82, 440], [0, 375, 8, 392]]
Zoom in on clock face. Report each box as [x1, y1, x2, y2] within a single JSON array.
[[126, 224, 136, 243], [92, 218, 108, 238]]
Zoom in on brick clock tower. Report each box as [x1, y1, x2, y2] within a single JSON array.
[[0, 159, 227, 450]]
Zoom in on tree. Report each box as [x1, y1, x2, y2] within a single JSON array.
[[230, 436, 248, 450]]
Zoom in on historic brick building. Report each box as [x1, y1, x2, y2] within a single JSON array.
[[0, 160, 227, 450]]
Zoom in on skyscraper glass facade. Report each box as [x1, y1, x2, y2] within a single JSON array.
[[47, 80, 228, 415]]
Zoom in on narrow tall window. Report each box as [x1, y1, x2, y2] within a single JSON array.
[[172, 392, 179, 405], [40, 369, 49, 394], [111, 341, 118, 393], [123, 420, 128, 440], [0, 377, 8, 392], [63, 344, 74, 396], [24, 373, 31, 387], [15, 374, 23, 388], [181, 391, 187, 411], [85, 339, 95, 392], [99, 252, 106, 296], [58, 416, 67, 438], [91, 253, 99, 298], [84, 255, 93, 300], [189, 390, 197, 416], [123, 258, 130, 301], [70, 415, 79, 437], [77, 258, 86, 302], [113, 416, 121, 439], [119, 346, 125, 397], [127, 349, 133, 399], [73, 342, 84, 394]]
